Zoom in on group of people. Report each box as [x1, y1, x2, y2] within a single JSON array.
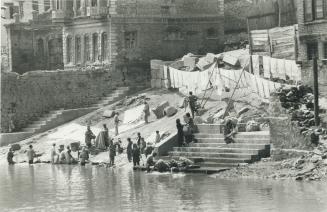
[[125, 131, 159, 170]]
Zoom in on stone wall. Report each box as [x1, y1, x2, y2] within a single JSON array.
[[0, 69, 116, 133]]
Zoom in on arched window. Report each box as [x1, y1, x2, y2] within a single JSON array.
[[37, 38, 44, 57], [66, 36, 72, 63], [84, 35, 90, 62], [92, 33, 98, 62], [101, 32, 108, 61], [75, 35, 81, 63]]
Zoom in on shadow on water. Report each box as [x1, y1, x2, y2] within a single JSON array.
[[0, 164, 327, 212]]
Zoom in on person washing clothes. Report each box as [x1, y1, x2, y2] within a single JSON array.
[[26, 145, 36, 164], [50, 143, 58, 164], [85, 125, 96, 148], [132, 143, 141, 167], [79, 147, 89, 166], [7, 148, 15, 165], [146, 152, 157, 173], [126, 138, 133, 162]]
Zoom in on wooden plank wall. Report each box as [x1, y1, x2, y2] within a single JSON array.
[[250, 25, 298, 60]]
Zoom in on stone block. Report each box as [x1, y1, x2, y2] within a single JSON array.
[[164, 106, 178, 117], [152, 101, 169, 119]]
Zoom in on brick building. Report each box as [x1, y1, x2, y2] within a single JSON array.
[[50, 0, 225, 71]]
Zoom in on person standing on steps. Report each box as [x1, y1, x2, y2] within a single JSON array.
[[143, 100, 150, 124], [85, 125, 96, 148], [176, 119, 184, 147], [155, 131, 161, 144], [114, 112, 121, 136], [188, 91, 198, 118]]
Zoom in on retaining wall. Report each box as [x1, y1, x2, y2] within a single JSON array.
[[1, 69, 115, 133]]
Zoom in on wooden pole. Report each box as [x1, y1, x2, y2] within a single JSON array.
[[247, 18, 254, 74], [313, 57, 320, 126]]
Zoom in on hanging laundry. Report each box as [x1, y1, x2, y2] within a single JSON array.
[[255, 76, 265, 98], [252, 55, 260, 76], [270, 58, 278, 79], [262, 56, 271, 78], [262, 78, 270, 99], [276, 59, 286, 80], [284, 59, 293, 80]]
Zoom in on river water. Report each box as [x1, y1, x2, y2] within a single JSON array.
[[0, 164, 327, 212]]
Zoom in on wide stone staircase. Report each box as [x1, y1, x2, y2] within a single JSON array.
[[21, 87, 130, 134], [168, 124, 270, 174]]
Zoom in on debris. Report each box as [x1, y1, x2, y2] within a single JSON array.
[[245, 120, 260, 132], [237, 107, 250, 117], [10, 143, 21, 151], [103, 110, 115, 118]]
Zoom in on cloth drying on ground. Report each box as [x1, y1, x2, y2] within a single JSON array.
[[123, 105, 145, 124]]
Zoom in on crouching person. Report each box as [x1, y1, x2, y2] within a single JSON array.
[[146, 152, 157, 173], [224, 119, 237, 144]]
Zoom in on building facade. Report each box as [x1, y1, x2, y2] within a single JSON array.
[[297, 0, 327, 61], [51, 0, 225, 71]]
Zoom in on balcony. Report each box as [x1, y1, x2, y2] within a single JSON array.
[[52, 10, 73, 23], [87, 6, 108, 19]]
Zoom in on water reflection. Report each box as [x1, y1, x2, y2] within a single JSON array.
[[0, 164, 326, 212]]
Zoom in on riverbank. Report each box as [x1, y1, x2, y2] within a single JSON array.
[[212, 144, 327, 181]]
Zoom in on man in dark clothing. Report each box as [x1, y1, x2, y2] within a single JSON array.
[[126, 138, 133, 162], [7, 148, 15, 165], [136, 132, 142, 147], [188, 91, 198, 118]]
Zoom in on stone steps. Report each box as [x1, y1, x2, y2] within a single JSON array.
[[196, 138, 270, 144], [165, 124, 270, 173], [173, 147, 265, 154], [169, 151, 257, 159], [190, 143, 270, 149]]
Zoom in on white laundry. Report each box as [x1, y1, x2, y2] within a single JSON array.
[[262, 56, 271, 78]]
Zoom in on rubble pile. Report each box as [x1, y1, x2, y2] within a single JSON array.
[[276, 144, 327, 181], [275, 85, 327, 140]]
